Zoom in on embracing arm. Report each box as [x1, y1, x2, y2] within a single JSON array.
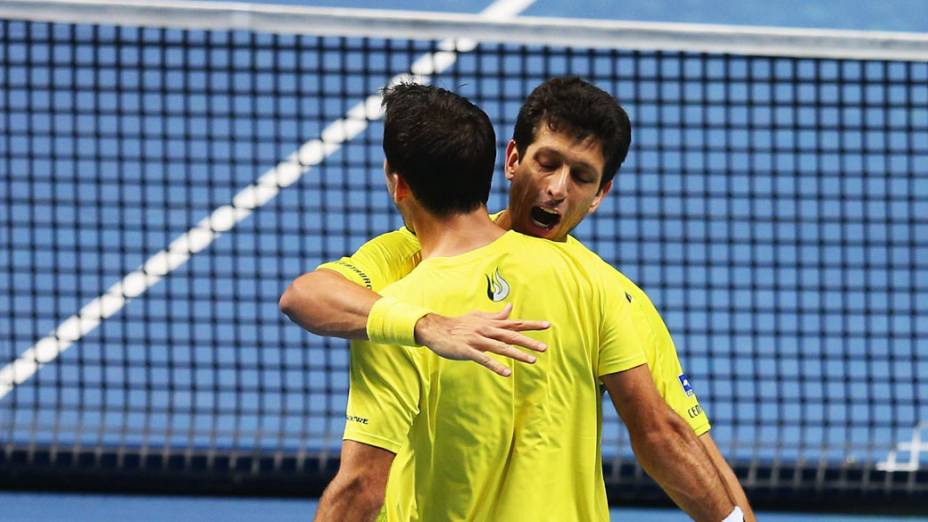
[[280, 227, 424, 340], [280, 268, 548, 376], [279, 268, 378, 340], [602, 366, 735, 522]]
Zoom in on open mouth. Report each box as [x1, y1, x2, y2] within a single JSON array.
[[530, 206, 561, 230]]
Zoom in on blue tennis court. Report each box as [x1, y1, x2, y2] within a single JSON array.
[[1, 0, 926, 519], [4, 493, 927, 521]]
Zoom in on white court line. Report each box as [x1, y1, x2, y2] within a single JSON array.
[[0, 0, 536, 400], [877, 421, 927, 472]]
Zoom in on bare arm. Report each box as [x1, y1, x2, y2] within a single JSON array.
[[700, 433, 755, 522], [279, 269, 549, 376], [279, 269, 378, 340], [602, 365, 734, 521], [314, 440, 394, 522]]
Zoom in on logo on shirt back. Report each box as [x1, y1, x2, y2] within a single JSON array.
[[678, 374, 695, 397], [486, 268, 510, 302]]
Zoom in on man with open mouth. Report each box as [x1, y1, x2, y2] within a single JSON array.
[[281, 76, 753, 521]]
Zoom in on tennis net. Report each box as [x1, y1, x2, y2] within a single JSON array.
[[0, 0, 926, 512]]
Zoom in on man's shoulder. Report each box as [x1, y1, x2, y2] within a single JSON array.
[[367, 226, 420, 253], [560, 235, 623, 276], [322, 225, 421, 292], [562, 235, 657, 305]]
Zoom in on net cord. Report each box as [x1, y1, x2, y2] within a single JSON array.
[[0, 0, 926, 62]]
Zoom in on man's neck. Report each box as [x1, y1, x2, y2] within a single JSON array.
[[493, 209, 513, 231], [411, 206, 505, 259]]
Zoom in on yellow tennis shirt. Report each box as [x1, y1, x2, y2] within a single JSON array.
[[343, 231, 647, 521], [318, 218, 710, 437]]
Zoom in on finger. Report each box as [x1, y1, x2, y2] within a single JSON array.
[[492, 303, 513, 320], [495, 319, 551, 332], [485, 327, 548, 352], [478, 337, 538, 364], [471, 350, 512, 377]]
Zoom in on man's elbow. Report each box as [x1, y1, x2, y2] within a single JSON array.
[[631, 409, 693, 455], [279, 274, 322, 327], [279, 270, 323, 312], [278, 281, 301, 318], [349, 477, 386, 517], [329, 470, 386, 518]]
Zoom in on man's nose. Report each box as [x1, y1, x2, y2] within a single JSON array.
[[545, 166, 570, 201]]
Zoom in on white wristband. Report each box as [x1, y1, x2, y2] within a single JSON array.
[[721, 506, 744, 522]]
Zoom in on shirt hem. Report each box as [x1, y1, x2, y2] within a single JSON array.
[[343, 430, 404, 455]]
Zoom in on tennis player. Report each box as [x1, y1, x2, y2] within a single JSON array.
[[281, 77, 753, 520], [303, 83, 741, 521]]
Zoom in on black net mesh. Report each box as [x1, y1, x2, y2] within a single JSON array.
[[1, 19, 926, 507]]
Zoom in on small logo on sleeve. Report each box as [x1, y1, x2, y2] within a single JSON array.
[[346, 414, 369, 425], [678, 374, 695, 397], [486, 268, 510, 302], [335, 261, 373, 289]]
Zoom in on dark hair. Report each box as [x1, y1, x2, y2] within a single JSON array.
[[512, 76, 631, 187], [381, 83, 496, 217]]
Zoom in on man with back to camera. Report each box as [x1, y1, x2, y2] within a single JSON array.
[[281, 76, 754, 520], [286, 82, 745, 521]]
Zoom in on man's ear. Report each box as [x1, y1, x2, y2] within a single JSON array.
[[587, 179, 613, 215], [391, 172, 411, 203], [384, 160, 410, 203], [383, 159, 393, 194], [504, 140, 520, 181]]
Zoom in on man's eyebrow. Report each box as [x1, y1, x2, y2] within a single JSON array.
[[536, 146, 598, 174], [534, 146, 561, 159]]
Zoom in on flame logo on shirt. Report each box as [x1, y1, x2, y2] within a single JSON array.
[[486, 268, 510, 302]]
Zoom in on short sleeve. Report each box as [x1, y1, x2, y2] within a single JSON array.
[[343, 339, 423, 454], [597, 276, 648, 378], [635, 291, 712, 436], [317, 228, 421, 292]]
